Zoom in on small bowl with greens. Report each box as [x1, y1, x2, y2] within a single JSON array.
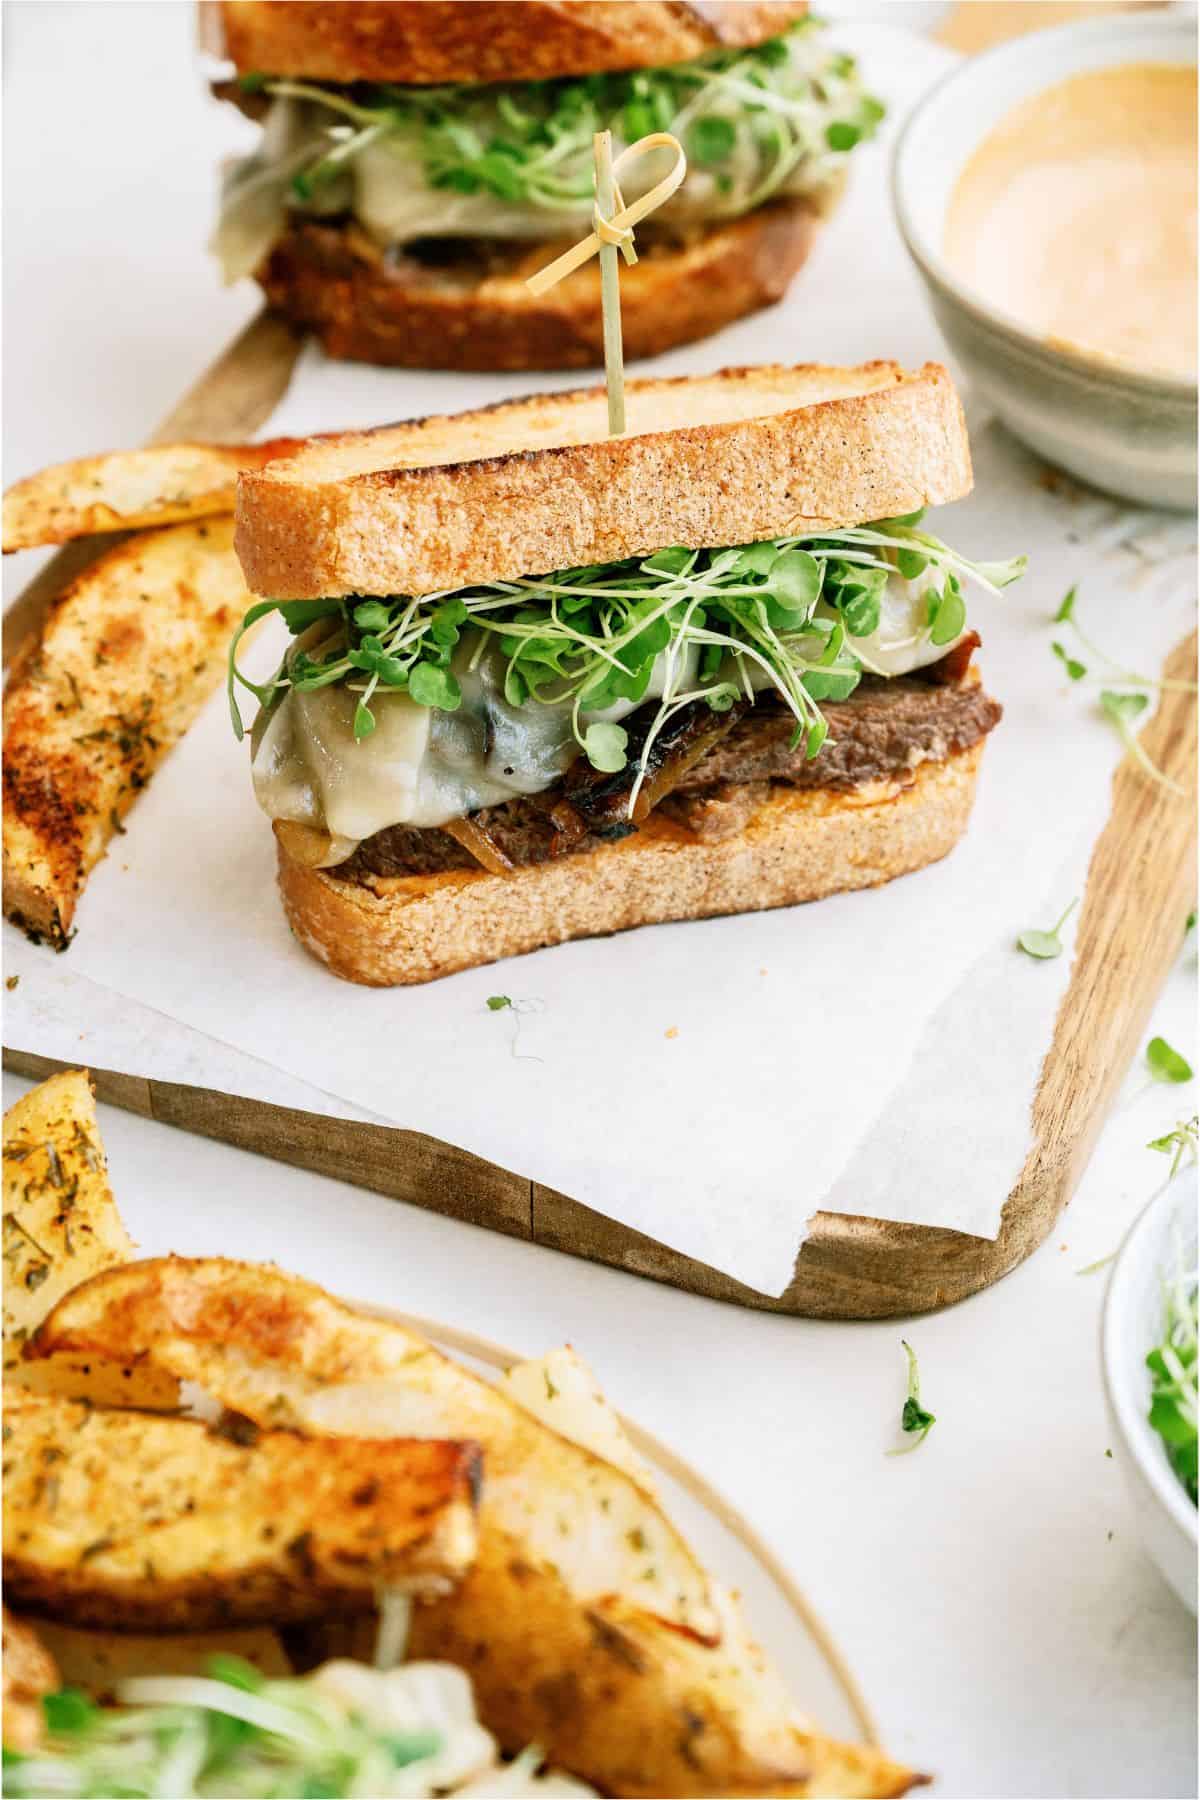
[[1102, 1172, 1198, 1612]]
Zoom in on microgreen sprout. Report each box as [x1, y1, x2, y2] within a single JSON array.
[[1148, 1116, 1199, 1178], [485, 994, 544, 1062], [1054, 586, 1198, 695], [887, 1340, 936, 1454], [1016, 897, 1078, 960], [1051, 641, 1087, 682], [232, 21, 883, 240], [5, 1658, 485, 1799], [229, 519, 1023, 821], [1099, 690, 1185, 796], [1147, 1228, 1198, 1506], [1146, 1037, 1195, 1086]]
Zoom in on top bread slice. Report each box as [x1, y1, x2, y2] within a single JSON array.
[[204, 1, 811, 87], [236, 361, 972, 600]]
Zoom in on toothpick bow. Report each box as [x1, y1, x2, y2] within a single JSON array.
[[526, 131, 688, 436]]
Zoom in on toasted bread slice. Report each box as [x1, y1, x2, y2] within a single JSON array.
[[205, 1, 810, 86], [2, 437, 307, 555], [275, 746, 983, 986], [2, 1385, 480, 1631], [236, 361, 972, 599], [256, 199, 824, 373], [3, 518, 253, 948]]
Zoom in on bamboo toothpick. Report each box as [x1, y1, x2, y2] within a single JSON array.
[[593, 131, 625, 436], [526, 131, 687, 439]]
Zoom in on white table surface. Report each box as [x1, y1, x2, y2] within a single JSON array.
[[3, 5, 1197, 1796]]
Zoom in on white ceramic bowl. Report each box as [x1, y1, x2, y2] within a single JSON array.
[[1101, 1178, 1198, 1612], [893, 14, 1197, 510]]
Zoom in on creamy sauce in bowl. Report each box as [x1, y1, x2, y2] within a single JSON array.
[[943, 62, 1197, 380]]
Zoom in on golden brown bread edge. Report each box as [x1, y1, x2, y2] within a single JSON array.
[[204, 1, 811, 87], [255, 199, 823, 373], [236, 362, 972, 599], [275, 747, 985, 986]]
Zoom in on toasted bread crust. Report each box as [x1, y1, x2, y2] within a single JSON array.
[[276, 748, 984, 985], [237, 361, 972, 598], [207, 2, 810, 86], [257, 200, 822, 372]]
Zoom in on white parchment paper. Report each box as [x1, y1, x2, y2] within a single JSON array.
[[5, 27, 1195, 1294]]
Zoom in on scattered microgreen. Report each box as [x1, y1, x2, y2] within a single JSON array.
[[1186, 910, 1197, 937], [1054, 584, 1198, 698], [1016, 897, 1078, 960], [1079, 1114, 1197, 1276], [484, 994, 545, 1062], [1148, 1116, 1199, 1178], [218, 20, 884, 277], [1100, 690, 1184, 796], [887, 1340, 936, 1455], [1146, 1036, 1195, 1086], [1051, 641, 1087, 681], [229, 520, 1024, 815]]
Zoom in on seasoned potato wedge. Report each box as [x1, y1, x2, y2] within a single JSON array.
[[2, 1608, 58, 1750], [2, 438, 305, 553], [2, 1070, 176, 1408], [31, 1260, 914, 1798], [499, 1344, 660, 1500], [2, 1384, 480, 1631], [2, 518, 253, 947], [31, 1620, 290, 1698]]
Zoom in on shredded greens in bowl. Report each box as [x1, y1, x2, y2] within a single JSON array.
[[228, 512, 1026, 813], [3, 1657, 591, 1800], [214, 19, 884, 278], [1148, 1229, 1199, 1507]]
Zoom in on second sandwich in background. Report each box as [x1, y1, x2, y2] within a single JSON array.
[[230, 361, 1024, 986], [206, 1, 882, 369]]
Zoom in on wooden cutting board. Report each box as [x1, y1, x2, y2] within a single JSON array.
[[4, 312, 1196, 1317]]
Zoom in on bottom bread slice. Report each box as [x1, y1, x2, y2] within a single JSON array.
[[276, 745, 985, 987]]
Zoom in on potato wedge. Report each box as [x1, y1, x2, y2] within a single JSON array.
[[3, 518, 253, 947], [2, 1384, 480, 1631], [2, 1608, 58, 1750], [499, 1344, 660, 1500], [2, 1070, 176, 1408], [31, 1620, 290, 1699], [31, 1260, 915, 1798], [2, 438, 305, 554]]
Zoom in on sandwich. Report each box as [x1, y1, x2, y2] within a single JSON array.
[[230, 360, 1024, 986], [205, 1, 883, 369]]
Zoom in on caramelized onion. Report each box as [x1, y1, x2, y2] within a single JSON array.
[[442, 814, 517, 877], [275, 819, 337, 868], [629, 714, 742, 824]]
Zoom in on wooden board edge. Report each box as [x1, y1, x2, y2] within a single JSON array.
[[775, 630, 1199, 1316], [1, 1050, 532, 1241]]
